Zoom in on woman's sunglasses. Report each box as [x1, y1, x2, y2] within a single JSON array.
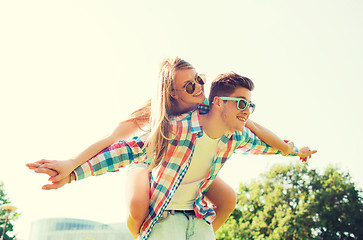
[[218, 97, 256, 113], [175, 74, 206, 94]]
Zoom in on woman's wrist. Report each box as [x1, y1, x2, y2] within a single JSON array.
[[68, 172, 76, 183], [67, 158, 79, 169]]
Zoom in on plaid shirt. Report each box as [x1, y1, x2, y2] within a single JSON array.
[[74, 104, 292, 240]]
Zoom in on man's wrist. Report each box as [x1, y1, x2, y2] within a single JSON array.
[[279, 143, 290, 156]]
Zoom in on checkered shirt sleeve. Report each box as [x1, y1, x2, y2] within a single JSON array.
[[74, 134, 148, 180], [236, 127, 298, 155]]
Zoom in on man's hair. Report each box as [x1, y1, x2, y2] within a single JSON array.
[[208, 72, 254, 108]]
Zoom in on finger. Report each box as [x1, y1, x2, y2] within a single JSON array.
[[26, 163, 42, 169], [42, 181, 64, 190], [39, 162, 56, 168], [27, 159, 56, 169], [34, 167, 58, 177], [311, 150, 317, 154], [49, 174, 67, 182], [40, 162, 58, 171], [33, 159, 55, 164]]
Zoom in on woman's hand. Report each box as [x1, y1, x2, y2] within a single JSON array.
[[26, 159, 76, 182], [40, 174, 73, 190], [26, 160, 75, 190]]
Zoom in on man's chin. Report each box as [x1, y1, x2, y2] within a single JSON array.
[[234, 124, 246, 132]]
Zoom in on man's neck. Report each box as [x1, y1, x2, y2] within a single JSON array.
[[200, 111, 228, 139]]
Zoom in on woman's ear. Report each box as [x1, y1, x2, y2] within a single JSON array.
[[170, 90, 179, 99]]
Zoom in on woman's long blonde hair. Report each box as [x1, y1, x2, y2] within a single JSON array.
[[123, 99, 151, 131], [123, 57, 194, 168], [147, 57, 195, 168]]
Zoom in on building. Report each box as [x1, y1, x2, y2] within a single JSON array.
[[29, 218, 133, 240]]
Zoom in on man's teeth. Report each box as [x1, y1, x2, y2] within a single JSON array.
[[237, 116, 246, 122]]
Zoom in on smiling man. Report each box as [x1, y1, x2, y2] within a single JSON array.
[[67, 72, 316, 240], [200, 72, 256, 139]]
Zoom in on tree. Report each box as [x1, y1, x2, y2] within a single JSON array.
[[0, 182, 19, 240], [216, 163, 363, 240]]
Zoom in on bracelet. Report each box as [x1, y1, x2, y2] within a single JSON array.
[[68, 172, 73, 184]]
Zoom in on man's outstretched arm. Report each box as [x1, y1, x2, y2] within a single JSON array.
[[236, 127, 316, 159]]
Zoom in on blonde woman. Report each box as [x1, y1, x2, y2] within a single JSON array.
[[28, 57, 296, 239]]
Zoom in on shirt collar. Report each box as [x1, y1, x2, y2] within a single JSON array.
[[170, 106, 234, 138], [190, 108, 203, 135], [170, 108, 203, 135]]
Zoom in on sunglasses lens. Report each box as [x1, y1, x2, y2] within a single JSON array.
[[250, 103, 255, 113], [196, 75, 205, 85], [238, 100, 255, 113], [185, 82, 195, 94], [238, 100, 247, 110]]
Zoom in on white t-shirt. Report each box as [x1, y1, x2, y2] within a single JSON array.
[[166, 131, 219, 210]]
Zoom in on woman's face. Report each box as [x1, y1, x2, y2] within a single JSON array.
[[172, 68, 206, 113]]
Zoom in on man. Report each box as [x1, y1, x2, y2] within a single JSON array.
[[66, 72, 315, 240]]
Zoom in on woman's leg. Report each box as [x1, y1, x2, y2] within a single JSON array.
[[125, 164, 150, 239], [205, 176, 237, 232]]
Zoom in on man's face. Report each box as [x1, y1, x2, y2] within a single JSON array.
[[219, 87, 252, 132]]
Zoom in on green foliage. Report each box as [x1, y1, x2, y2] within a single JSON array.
[[216, 164, 363, 240], [1, 182, 19, 240]]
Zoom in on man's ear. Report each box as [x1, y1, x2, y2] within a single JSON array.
[[212, 96, 222, 109]]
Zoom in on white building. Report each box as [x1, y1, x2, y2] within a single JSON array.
[[29, 218, 133, 240]]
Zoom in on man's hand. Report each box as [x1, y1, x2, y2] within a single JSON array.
[[297, 146, 317, 162]]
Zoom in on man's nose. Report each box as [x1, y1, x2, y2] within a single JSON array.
[[242, 106, 250, 115]]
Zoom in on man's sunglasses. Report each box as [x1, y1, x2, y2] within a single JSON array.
[[175, 74, 206, 94], [218, 97, 256, 113]]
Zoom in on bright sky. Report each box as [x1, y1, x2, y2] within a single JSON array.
[[1, 1, 362, 239]]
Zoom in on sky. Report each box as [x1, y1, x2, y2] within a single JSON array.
[[1, 1, 363, 239]]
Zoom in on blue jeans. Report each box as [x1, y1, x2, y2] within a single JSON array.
[[147, 210, 215, 240]]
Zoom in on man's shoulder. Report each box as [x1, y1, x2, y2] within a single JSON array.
[[230, 127, 252, 139], [170, 108, 198, 122]]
